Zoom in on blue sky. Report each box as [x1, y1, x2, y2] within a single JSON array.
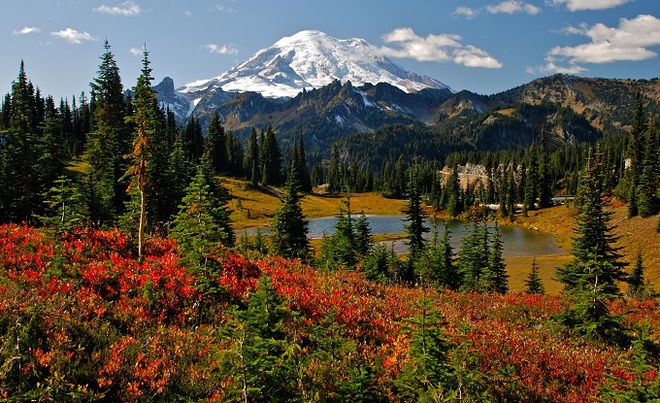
[[1, 0, 659, 100]]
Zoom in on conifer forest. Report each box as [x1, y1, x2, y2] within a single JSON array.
[[1, 43, 660, 402]]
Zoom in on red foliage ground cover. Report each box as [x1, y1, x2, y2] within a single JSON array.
[[0, 224, 658, 401]]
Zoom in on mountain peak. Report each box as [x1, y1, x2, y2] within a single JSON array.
[[180, 30, 450, 99]]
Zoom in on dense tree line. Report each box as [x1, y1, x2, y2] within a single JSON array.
[[1, 43, 658, 286], [2, 41, 660, 403], [0, 44, 312, 243]]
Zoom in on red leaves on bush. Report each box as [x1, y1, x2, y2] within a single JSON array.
[[1, 224, 658, 402]]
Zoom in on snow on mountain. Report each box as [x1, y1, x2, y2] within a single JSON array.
[[178, 30, 451, 100]]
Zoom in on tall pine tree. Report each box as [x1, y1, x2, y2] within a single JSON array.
[[270, 163, 310, 260], [538, 125, 553, 209], [124, 47, 159, 257], [7, 61, 39, 224], [403, 167, 429, 270], [206, 111, 227, 174], [259, 125, 283, 186], [637, 120, 658, 217], [555, 148, 628, 342], [87, 40, 127, 225], [626, 88, 647, 217], [244, 127, 260, 187]]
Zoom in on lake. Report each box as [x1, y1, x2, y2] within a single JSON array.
[[240, 215, 566, 258]]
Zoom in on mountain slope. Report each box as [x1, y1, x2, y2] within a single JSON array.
[[152, 29, 660, 160], [177, 30, 450, 108]]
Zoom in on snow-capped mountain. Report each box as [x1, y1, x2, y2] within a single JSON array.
[[178, 30, 450, 104]]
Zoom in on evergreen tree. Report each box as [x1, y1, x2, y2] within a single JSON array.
[[259, 125, 283, 186], [354, 212, 374, 258], [163, 133, 192, 223], [506, 163, 517, 221], [393, 156, 407, 199], [37, 175, 83, 232], [525, 258, 545, 294], [311, 161, 323, 188], [555, 148, 628, 342], [206, 112, 227, 174], [629, 88, 647, 187], [457, 222, 489, 292], [327, 143, 341, 193], [225, 129, 243, 177], [86, 40, 127, 225], [183, 116, 203, 162], [626, 88, 647, 217], [296, 132, 312, 192], [165, 107, 177, 146], [403, 168, 429, 283], [143, 105, 170, 231], [0, 141, 10, 223], [0, 93, 10, 129], [118, 184, 141, 239], [320, 193, 357, 270], [171, 168, 233, 267], [446, 166, 462, 217], [244, 127, 260, 187], [72, 93, 92, 155], [637, 122, 659, 217], [200, 148, 234, 246], [538, 125, 553, 209], [416, 224, 460, 290], [498, 166, 509, 219], [627, 250, 647, 299], [7, 61, 39, 224], [523, 143, 539, 216], [227, 276, 300, 402], [361, 243, 396, 283], [481, 223, 508, 294], [270, 163, 310, 260], [437, 224, 460, 290], [396, 298, 456, 402], [36, 105, 67, 200], [124, 48, 159, 257]]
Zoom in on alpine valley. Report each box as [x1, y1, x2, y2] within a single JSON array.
[[155, 30, 660, 159]]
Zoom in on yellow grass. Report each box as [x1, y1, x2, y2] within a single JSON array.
[[67, 157, 89, 174], [505, 254, 572, 295], [222, 178, 660, 293], [496, 108, 517, 117], [222, 177, 407, 230], [509, 202, 660, 293]]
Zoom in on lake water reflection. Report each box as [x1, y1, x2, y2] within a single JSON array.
[[241, 215, 565, 258]]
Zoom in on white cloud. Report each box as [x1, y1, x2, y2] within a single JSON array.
[[527, 58, 588, 75], [205, 43, 239, 55], [380, 27, 503, 68], [51, 28, 96, 44], [214, 4, 237, 13], [452, 7, 479, 19], [184, 10, 193, 17], [487, 0, 542, 15], [533, 14, 660, 74], [13, 26, 41, 35], [550, 0, 630, 11], [129, 47, 143, 56], [454, 45, 505, 68], [94, 1, 141, 16]]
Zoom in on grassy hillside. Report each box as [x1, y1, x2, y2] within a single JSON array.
[[222, 177, 407, 230], [511, 200, 660, 293]]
